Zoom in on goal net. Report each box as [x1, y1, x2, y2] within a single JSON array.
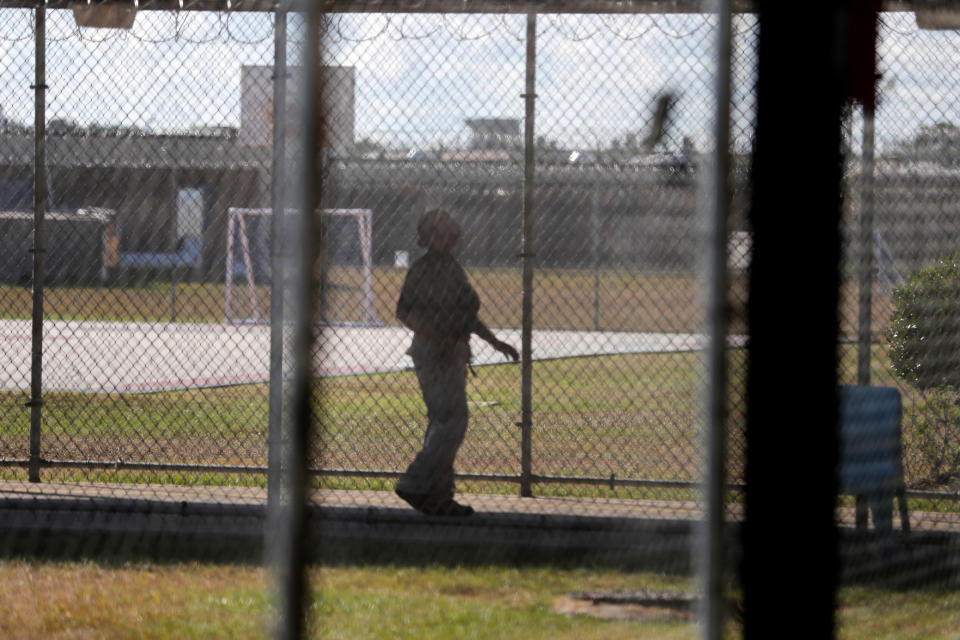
[[225, 207, 378, 326]]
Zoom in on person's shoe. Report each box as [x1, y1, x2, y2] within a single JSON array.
[[395, 487, 429, 510], [422, 499, 474, 517]]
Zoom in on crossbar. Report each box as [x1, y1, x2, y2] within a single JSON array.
[[0, 0, 759, 13], [0, 1, 932, 14], [4, 457, 959, 502]]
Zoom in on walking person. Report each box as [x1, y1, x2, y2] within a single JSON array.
[[394, 209, 519, 516]]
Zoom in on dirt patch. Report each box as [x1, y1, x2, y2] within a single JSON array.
[[554, 589, 698, 622]]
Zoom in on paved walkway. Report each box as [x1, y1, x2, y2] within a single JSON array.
[[4, 482, 955, 587], [0, 480, 703, 519], [2, 480, 954, 532], [0, 480, 707, 559], [0, 319, 710, 393]]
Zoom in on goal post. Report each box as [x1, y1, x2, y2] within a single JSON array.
[[225, 207, 378, 326]]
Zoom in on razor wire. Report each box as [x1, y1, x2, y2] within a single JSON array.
[[0, 9, 739, 45]]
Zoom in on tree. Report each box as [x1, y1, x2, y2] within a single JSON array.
[[47, 118, 81, 137], [353, 137, 385, 158], [888, 254, 960, 487], [894, 122, 960, 166], [888, 253, 960, 390], [535, 135, 558, 150]]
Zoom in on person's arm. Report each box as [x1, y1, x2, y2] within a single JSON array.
[[473, 319, 519, 362]]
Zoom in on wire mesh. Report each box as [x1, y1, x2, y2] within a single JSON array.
[[831, 11, 960, 590], [1, 4, 960, 637], [0, 8, 287, 501], [313, 12, 728, 512]]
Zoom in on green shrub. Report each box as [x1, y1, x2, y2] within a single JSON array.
[[903, 386, 960, 486], [888, 253, 960, 390]]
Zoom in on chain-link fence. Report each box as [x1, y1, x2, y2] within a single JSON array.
[[1, 9, 738, 503], [837, 12, 960, 532], [2, 3, 960, 637], [0, 7, 281, 501]]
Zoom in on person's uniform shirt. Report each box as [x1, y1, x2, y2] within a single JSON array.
[[396, 248, 480, 360]]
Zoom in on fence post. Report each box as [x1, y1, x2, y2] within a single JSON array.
[[857, 106, 875, 386], [742, 5, 843, 634], [592, 184, 601, 331], [268, 5, 318, 639], [267, 6, 288, 514], [28, 6, 47, 484], [169, 169, 178, 321], [519, 12, 537, 498], [698, 2, 732, 638]]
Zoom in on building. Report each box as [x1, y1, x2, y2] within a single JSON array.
[[240, 65, 355, 152], [0, 65, 357, 284], [465, 118, 521, 150]]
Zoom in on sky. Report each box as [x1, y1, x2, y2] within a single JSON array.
[[0, 9, 958, 155]]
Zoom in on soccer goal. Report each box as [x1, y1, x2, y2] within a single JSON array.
[[225, 207, 378, 326]]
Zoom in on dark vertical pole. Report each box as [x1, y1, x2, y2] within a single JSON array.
[[699, 2, 732, 638], [170, 267, 178, 321], [519, 13, 537, 498], [170, 170, 179, 322], [28, 6, 47, 484], [854, 107, 875, 529], [267, 7, 288, 513], [269, 6, 320, 640], [742, 4, 844, 638], [857, 106, 875, 386], [591, 185, 600, 331]]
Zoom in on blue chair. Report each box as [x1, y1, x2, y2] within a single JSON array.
[[838, 385, 911, 547]]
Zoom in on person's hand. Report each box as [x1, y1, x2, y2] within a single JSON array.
[[493, 339, 519, 362]]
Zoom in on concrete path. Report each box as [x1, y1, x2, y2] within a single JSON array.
[[0, 319, 711, 393], [2, 480, 946, 531]]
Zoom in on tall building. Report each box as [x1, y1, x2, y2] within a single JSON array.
[[240, 65, 355, 151]]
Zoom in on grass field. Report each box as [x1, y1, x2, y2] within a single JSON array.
[[1, 337, 958, 505], [0, 268, 954, 502], [2, 267, 697, 330], [0, 350, 708, 500], [1, 272, 957, 638], [0, 561, 701, 639], [1, 560, 957, 639], [0, 267, 888, 336]]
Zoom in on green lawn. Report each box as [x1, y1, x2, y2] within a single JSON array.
[[0, 267, 888, 336], [1, 277, 958, 638], [1, 273, 957, 502], [0, 267, 705, 331], [1, 350, 710, 500], [0, 267, 710, 497], [0, 560, 956, 639], [2, 342, 959, 505]]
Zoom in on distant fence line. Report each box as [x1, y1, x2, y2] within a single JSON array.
[[5, 150, 960, 283]]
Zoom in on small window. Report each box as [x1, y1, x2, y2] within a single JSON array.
[[176, 187, 204, 240]]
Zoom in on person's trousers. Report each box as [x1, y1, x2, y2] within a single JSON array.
[[396, 345, 469, 505]]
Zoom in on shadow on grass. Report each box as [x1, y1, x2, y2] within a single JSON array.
[[4, 501, 959, 594], [0, 529, 701, 575]]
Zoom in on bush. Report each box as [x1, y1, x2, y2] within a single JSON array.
[[903, 386, 960, 487], [888, 253, 960, 390]]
